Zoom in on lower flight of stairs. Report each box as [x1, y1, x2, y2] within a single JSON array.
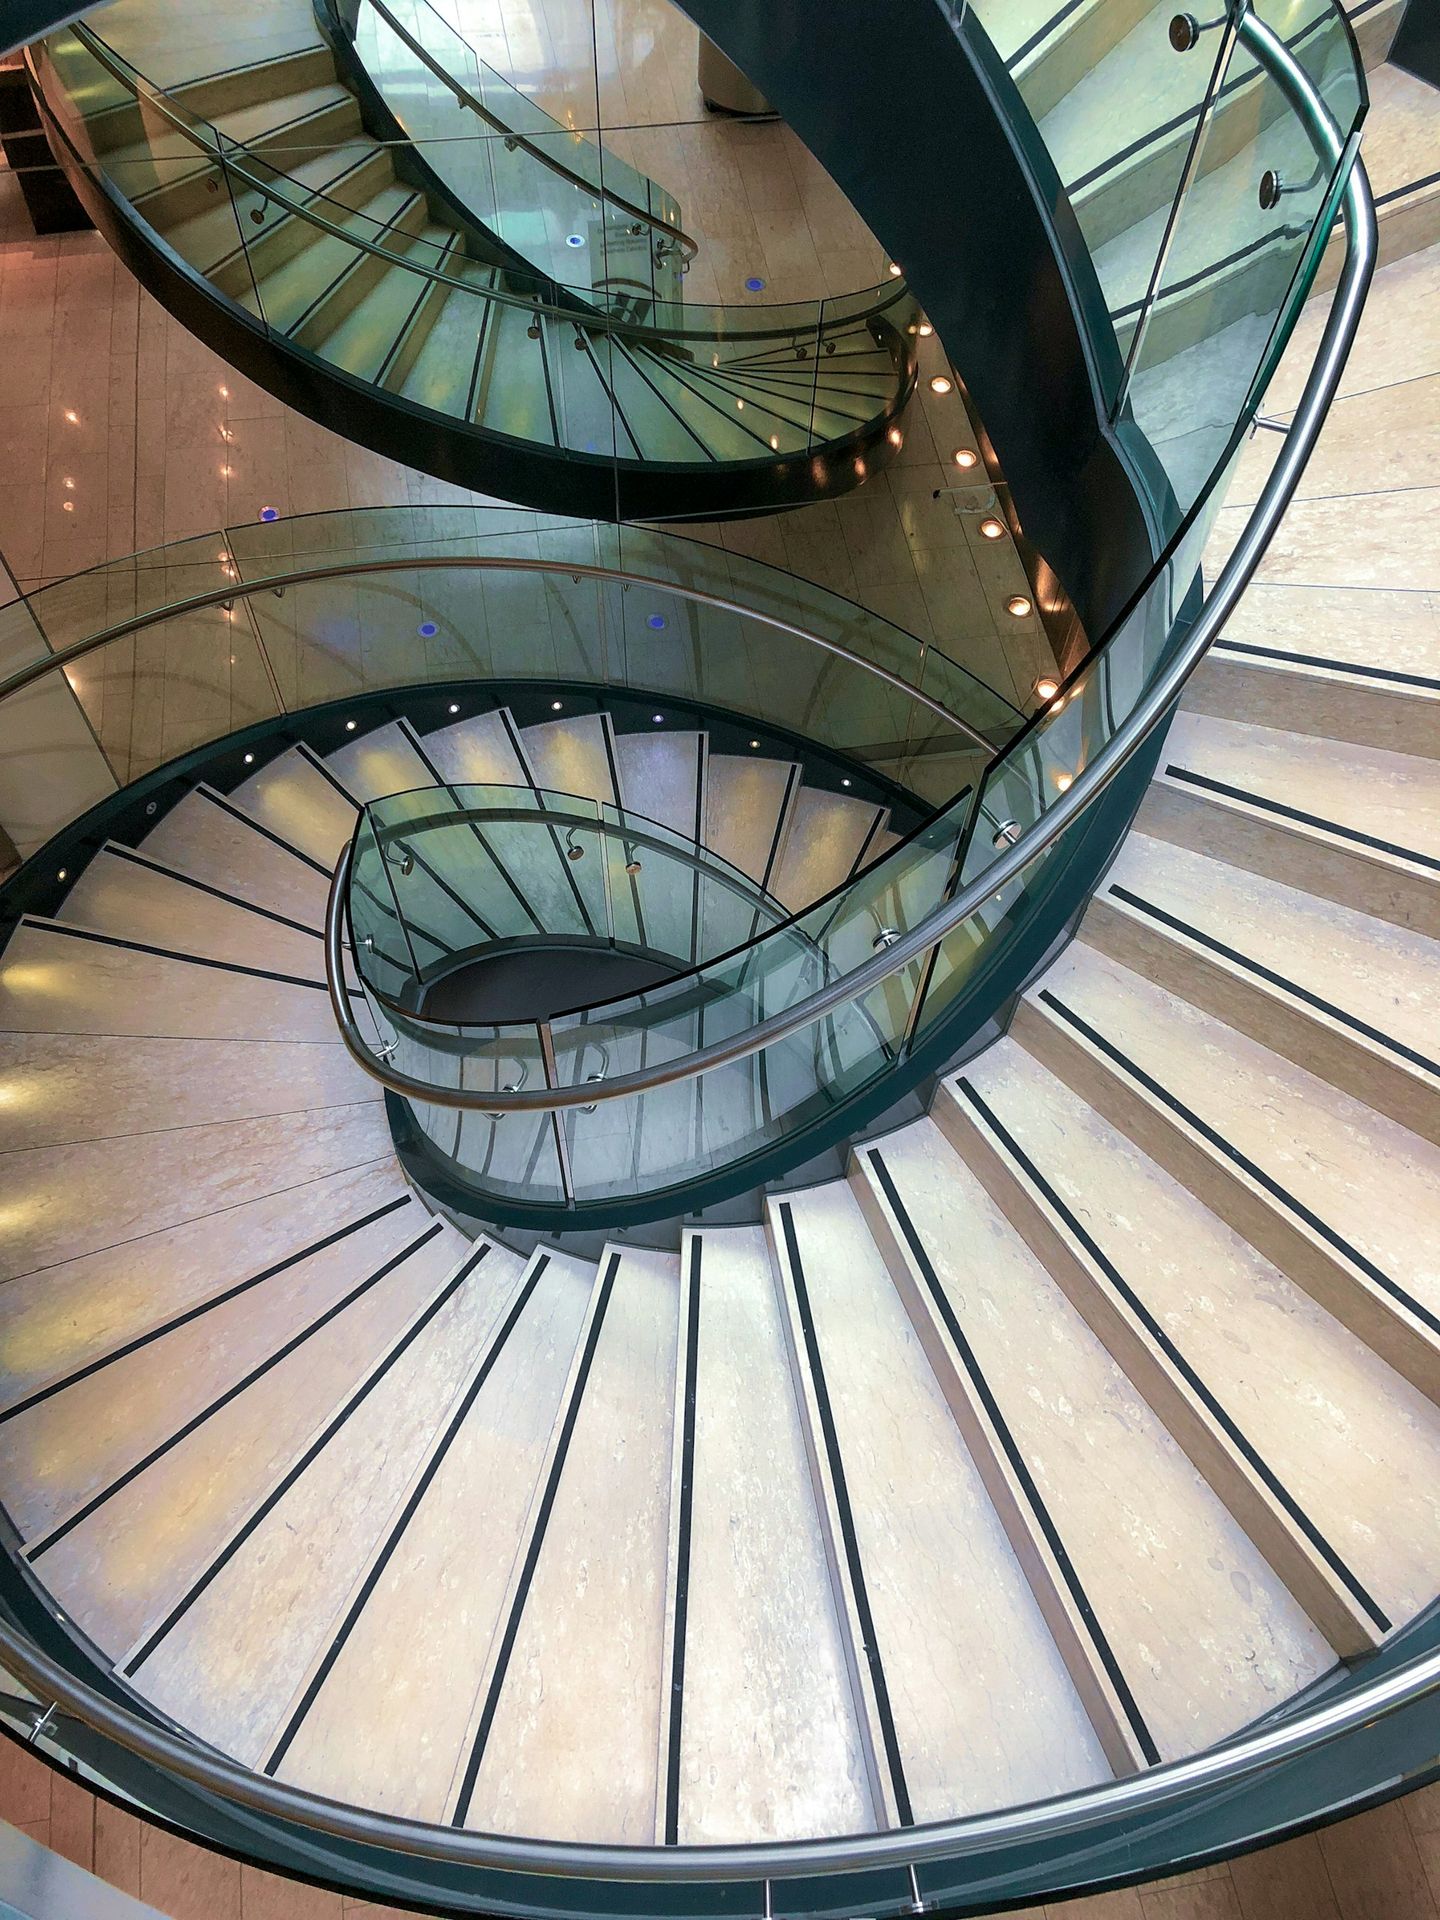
[[0, 573, 1437, 1845]]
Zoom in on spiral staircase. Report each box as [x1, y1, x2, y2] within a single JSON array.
[[0, 0, 1437, 1916]]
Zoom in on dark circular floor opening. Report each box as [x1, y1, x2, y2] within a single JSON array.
[[417, 939, 683, 1024]]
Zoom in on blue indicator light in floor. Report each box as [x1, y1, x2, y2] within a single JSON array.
[[566, 233, 585, 248], [647, 613, 667, 630], [417, 621, 438, 638], [745, 276, 765, 292], [259, 506, 278, 522]]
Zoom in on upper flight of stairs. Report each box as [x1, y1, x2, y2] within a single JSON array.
[[33, 2, 915, 519], [2, 449, 1439, 1839]]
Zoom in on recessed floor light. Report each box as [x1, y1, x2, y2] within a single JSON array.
[[345, 719, 357, 731], [260, 507, 278, 522], [647, 614, 667, 630], [979, 516, 1006, 540], [417, 621, 438, 638], [565, 233, 585, 247], [929, 375, 953, 395], [551, 699, 563, 711], [745, 276, 765, 292], [1007, 595, 1033, 618], [953, 448, 977, 468], [888, 262, 902, 277], [448, 702, 460, 715], [1034, 676, 1060, 702], [243, 751, 255, 764], [652, 713, 664, 724], [918, 322, 933, 337]]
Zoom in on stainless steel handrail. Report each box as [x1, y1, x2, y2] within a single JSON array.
[[356, 0, 701, 263], [0, 556, 993, 743], [323, 131, 1376, 1115]]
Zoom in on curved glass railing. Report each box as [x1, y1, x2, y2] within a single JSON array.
[[952, 0, 1366, 515], [27, 21, 918, 501], [0, 502, 1019, 863], [330, 0, 695, 303], [0, 0, 1407, 1911], [315, 0, 1372, 1220]]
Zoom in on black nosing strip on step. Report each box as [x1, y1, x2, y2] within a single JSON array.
[[263, 1252, 549, 1778], [1376, 167, 1440, 210], [450, 1251, 620, 1827], [125, 1241, 493, 1677], [1108, 885, 1440, 1081], [761, 765, 801, 898], [777, 1201, 917, 1821], [953, 1082, 1391, 1635], [103, 845, 323, 940], [1036, 988, 1440, 1342], [862, 1155, 1161, 1767], [22, 920, 332, 994], [1213, 639, 1440, 693], [610, 336, 715, 460], [0, 1196, 413, 1426], [297, 741, 361, 811], [198, 788, 331, 878], [535, 323, 562, 448], [663, 1237, 701, 1846], [26, 1222, 446, 1563], [1163, 766, 1440, 876]]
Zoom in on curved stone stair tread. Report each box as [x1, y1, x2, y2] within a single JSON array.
[[133, 786, 331, 926], [0, 1030, 373, 1153], [854, 1121, 1334, 1760], [24, 1221, 465, 1658], [126, 1235, 527, 1766], [230, 746, 358, 865], [418, 710, 534, 790], [771, 788, 887, 914], [55, 845, 329, 976], [518, 712, 619, 807], [0, 1163, 416, 1420], [1036, 940, 1440, 1324], [238, 185, 421, 332], [270, 1249, 595, 1821], [951, 1038, 1440, 1628], [312, 236, 458, 384], [160, 138, 381, 273], [1094, 830, 1440, 1110], [1161, 710, 1440, 868], [704, 754, 797, 891], [668, 1227, 876, 1844], [769, 1181, 1112, 1819], [323, 719, 431, 805], [459, 1245, 679, 1842], [0, 1196, 432, 1544], [103, 82, 355, 181], [0, 919, 342, 1043]]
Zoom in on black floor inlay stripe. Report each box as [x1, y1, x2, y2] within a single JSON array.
[[1036, 988, 1440, 1342], [263, 1253, 549, 1778], [954, 1081, 1391, 1635], [125, 1241, 492, 1677], [778, 1200, 917, 1819], [450, 1251, 619, 1826], [1108, 883, 1440, 1080], [23, 919, 331, 993], [1164, 765, 1440, 876], [663, 1236, 701, 1846], [104, 844, 324, 939], [1213, 638, 1440, 693], [0, 1196, 412, 1425], [26, 1222, 446, 1562], [198, 788, 332, 878], [864, 1153, 1161, 1766]]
